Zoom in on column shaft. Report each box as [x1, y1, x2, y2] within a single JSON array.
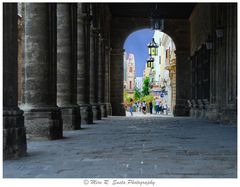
[[105, 46, 112, 115], [98, 36, 107, 117], [89, 26, 101, 120], [56, 3, 81, 130], [3, 3, 27, 159], [23, 3, 62, 139], [77, 3, 93, 124]]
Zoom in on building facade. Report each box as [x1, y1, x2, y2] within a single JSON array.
[[124, 53, 136, 96], [135, 77, 143, 91], [147, 31, 176, 110]]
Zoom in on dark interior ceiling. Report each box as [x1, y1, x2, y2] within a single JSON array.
[[108, 3, 196, 19]]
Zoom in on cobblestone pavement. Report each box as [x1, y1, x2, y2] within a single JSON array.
[[3, 113, 237, 178]]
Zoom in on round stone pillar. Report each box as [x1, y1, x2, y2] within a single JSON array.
[[3, 3, 27, 159], [110, 48, 126, 116], [105, 46, 112, 116], [23, 3, 63, 139], [76, 3, 93, 124], [56, 4, 81, 130], [89, 26, 102, 120], [98, 35, 108, 117]]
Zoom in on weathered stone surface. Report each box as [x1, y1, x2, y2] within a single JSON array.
[[3, 115, 237, 178], [24, 3, 55, 106], [77, 4, 93, 124], [57, 3, 72, 106], [174, 52, 191, 116], [60, 106, 81, 130], [56, 4, 81, 130], [189, 4, 237, 124], [3, 109, 27, 160], [100, 103, 108, 118], [24, 107, 63, 140], [3, 3, 27, 160], [92, 104, 102, 120], [79, 104, 93, 124], [89, 14, 101, 119], [110, 48, 126, 116], [24, 3, 63, 139], [106, 103, 112, 116]]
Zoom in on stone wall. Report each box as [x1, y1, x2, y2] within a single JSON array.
[[189, 4, 211, 55], [188, 3, 237, 125]]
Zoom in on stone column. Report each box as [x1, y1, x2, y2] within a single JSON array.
[[77, 3, 93, 124], [3, 3, 27, 159], [89, 26, 102, 120], [174, 51, 191, 116], [56, 3, 81, 130], [23, 3, 62, 139], [98, 35, 107, 117], [110, 48, 126, 116], [207, 4, 219, 120], [105, 46, 112, 115]]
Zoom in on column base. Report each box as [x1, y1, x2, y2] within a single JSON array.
[[220, 108, 237, 125], [91, 103, 101, 120], [100, 103, 108, 118], [23, 106, 63, 140], [111, 102, 126, 116], [205, 105, 219, 121], [3, 108, 27, 160], [106, 103, 112, 116], [60, 106, 81, 130], [173, 99, 190, 116], [79, 104, 93, 124]]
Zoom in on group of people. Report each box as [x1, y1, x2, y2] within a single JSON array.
[[128, 98, 169, 116]]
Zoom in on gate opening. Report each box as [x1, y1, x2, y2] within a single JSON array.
[[123, 29, 176, 117]]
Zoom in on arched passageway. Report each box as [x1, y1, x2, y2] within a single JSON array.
[[123, 29, 177, 116], [110, 17, 191, 116], [3, 3, 237, 177]]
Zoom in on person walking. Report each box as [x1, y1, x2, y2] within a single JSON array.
[[155, 98, 160, 114], [142, 101, 146, 114], [129, 98, 134, 116], [149, 101, 153, 114]]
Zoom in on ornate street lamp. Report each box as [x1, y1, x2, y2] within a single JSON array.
[[147, 56, 154, 68], [150, 4, 164, 30], [148, 38, 158, 56]]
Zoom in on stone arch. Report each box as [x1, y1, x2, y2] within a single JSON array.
[[110, 17, 191, 116]]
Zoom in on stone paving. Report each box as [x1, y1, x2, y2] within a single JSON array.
[[3, 112, 237, 178]]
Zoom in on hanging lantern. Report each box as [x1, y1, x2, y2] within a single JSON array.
[[205, 34, 213, 50], [147, 38, 158, 56], [215, 21, 224, 38], [216, 26, 224, 38], [147, 56, 154, 68], [150, 4, 164, 30]]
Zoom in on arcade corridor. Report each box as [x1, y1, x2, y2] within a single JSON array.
[[3, 2, 237, 180], [4, 116, 237, 178]]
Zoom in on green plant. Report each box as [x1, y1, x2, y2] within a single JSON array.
[[142, 76, 150, 96], [133, 86, 141, 101], [141, 95, 154, 105]]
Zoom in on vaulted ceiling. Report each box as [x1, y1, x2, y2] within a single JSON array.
[[108, 3, 196, 19]]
